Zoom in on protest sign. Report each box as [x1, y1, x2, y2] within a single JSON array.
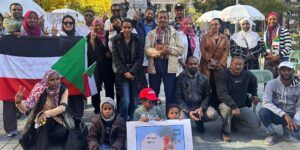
[[127, 119, 193, 150]]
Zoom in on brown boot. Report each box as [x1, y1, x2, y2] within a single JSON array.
[[222, 132, 231, 142]]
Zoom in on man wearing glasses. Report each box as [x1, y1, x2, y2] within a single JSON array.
[[105, 4, 121, 31]]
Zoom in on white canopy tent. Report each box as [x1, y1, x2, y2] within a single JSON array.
[[49, 8, 89, 36], [0, 0, 46, 16]]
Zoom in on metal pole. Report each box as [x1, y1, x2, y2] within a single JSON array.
[[234, 0, 239, 32]]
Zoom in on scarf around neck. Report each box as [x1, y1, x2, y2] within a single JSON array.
[[181, 18, 196, 53]]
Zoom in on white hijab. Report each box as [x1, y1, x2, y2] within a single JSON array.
[[231, 18, 261, 49]]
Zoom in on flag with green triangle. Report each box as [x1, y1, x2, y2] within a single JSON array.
[[51, 37, 87, 95]]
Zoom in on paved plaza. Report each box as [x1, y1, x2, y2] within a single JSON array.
[[1, 85, 300, 150]]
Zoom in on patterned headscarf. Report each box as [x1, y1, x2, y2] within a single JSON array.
[[24, 70, 61, 109], [181, 18, 196, 53], [92, 17, 106, 45], [22, 11, 41, 36]]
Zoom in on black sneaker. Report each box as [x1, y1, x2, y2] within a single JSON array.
[[196, 121, 205, 133], [231, 121, 238, 132]]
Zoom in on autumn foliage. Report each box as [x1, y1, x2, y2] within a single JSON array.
[[35, 0, 111, 16]]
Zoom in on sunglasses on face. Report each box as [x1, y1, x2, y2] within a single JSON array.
[[147, 100, 157, 105], [85, 13, 93, 17], [63, 22, 74, 25]]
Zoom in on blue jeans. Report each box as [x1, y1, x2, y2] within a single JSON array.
[[120, 80, 138, 121], [99, 144, 111, 150], [259, 107, 287, 127], [149, 59, 176, 107]]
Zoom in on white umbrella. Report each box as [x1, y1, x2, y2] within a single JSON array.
[[197, 10, 221, 23], [220, 4, 265, 22]]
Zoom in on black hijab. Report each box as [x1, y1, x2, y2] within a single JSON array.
[[62, 15, 76, 36]]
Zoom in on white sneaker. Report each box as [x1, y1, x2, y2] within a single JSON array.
[[7, 130, 18, 137], [264, 133, 277, 146]]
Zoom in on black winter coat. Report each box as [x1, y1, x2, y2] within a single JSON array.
[[111, 33, 147, 96]]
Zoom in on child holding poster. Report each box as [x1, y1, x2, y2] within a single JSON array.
[[87, 97, 126, 150], [133, 88, 165, 122], [166, 104, 181, 120]]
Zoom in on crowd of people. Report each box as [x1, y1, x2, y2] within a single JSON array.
[[0, 2, 299, 150]]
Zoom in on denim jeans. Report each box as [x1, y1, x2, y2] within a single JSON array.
[[219, 103, 261, 134], [259, 107, 288, 127], [149, 59, 176, 107], [99, 144, 111, 150], [120, 80, 138, 121]]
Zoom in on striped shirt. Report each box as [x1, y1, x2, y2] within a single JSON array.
[[263, 27, 292, 57]]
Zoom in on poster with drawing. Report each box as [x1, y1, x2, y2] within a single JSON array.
[[127, 119, 193, 150]]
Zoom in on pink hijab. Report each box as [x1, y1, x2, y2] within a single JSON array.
[[22, 11, 41, 36], [181, 18, 196, 53], [92, 17, 106, 45], [24, 70, 61, 109]]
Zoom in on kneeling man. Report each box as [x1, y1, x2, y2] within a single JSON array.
[[217, 56, 260, 142], [175, 56, 218, 133]]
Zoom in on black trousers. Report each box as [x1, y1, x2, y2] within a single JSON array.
[[2, 101, 17, 133], [68, 95, 84, 119]]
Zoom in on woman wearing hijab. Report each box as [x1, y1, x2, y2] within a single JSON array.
[[57, 15, 85, 118], [87, 18, 115, 114], [231, 18, 265, 70], [58, 15, 80, 36], [20, 10, 42, 36], [264, 11, 292, 77], [15, 70, 69, 149], [179, 17, 201, 69]]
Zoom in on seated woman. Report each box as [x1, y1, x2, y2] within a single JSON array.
[[20, 10, 43, 36], [15, 70, 69, 149], [87, 97, 126, 150]]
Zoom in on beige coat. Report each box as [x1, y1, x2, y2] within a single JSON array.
[[145, 27, 184, 74], [200, 32, 230, 80]]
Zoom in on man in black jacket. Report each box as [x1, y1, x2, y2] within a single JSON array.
[[175, 56, 218, 133], [217, 56, 261, 142]]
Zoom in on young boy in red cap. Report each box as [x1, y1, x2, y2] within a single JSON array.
[[133, 88, 165, 122]]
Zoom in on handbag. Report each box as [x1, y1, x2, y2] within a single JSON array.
[[207, 35, 221, 70], [62, 111, 75, 130]]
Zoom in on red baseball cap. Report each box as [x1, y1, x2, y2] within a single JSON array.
[[139, 88, 158, 101]]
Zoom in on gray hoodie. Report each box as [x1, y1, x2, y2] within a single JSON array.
[[262, 76, 300, 117]]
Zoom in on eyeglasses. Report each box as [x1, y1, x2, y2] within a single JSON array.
[[63, 22, 74, 25], [112, 9, 120, 13]]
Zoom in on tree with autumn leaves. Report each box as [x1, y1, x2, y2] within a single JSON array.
[[35, 0, 111, 17]]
